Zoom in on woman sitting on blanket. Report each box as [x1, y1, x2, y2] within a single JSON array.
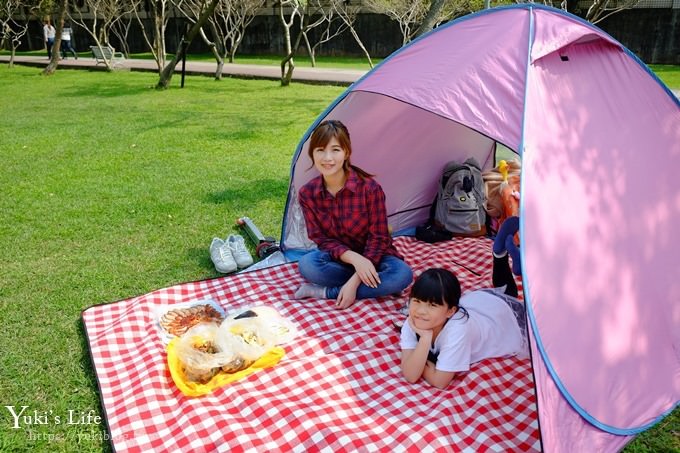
[[401, 217, 527, 389], [294, 119, 413, 309]]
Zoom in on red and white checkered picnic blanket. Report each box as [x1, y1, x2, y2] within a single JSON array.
[[83, 236, 539, 452]]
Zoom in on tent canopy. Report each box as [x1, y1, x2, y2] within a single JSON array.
[[281, 4, 680, 452]]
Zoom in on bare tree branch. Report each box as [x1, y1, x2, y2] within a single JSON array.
[[0, 0, 30, 66], [156, 0, 220, 88], [132, 0, 173, 71], [585, 0, 641, 23], [68, 0, 139, 69], [330, 0, 373, 68]]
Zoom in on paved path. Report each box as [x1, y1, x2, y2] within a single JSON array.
[[0, 54, 366, 85], [2, 54, 678, 98]]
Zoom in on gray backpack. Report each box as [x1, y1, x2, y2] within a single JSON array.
[[433, 158, 487, 236]]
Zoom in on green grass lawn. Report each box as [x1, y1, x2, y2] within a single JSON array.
[[649, 64, 680, 90], [0, 65, 344, 452], [0, 66, 677, 452]]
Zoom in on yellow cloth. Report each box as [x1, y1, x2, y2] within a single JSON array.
[[167, 338, 285, 397]]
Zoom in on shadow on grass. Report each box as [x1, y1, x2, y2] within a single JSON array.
[[206, 178, 289, 206], [187, 246, 223, 274], [57, 76, 157, 98]]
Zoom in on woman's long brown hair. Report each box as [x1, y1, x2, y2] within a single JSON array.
[[307, 120, 374, 179]]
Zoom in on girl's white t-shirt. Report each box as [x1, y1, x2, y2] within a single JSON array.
[[400, 290, 524, 372]]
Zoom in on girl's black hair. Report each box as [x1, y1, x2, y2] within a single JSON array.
[[410, 268, 469, 320]]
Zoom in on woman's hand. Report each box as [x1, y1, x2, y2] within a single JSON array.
[[335, 274, 361, 309], [341, 251, 380, 288], [351, 253, 380, 288]]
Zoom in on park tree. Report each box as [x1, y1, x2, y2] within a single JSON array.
[[364, 0, 426, 46], [43, 0, 66, 74], [210, 0, 264, 65], [329, 0, 373, 68], [173, 0, 264, 80], [278, 0, 303, 86], [109, 7, 138, 57], [520, 0, 641, 24], [278, 0, 342, 85], [299, 0, 345, 67], [581, 0, 641, 23], [0, 0, 30, 67], [413, 0, 446, 37], [414, 0, 482, 37], [370, 0, 481, 44], [67, 0, 139, 69], [156, 0, 220, 88], [133, 0, 173, 72]]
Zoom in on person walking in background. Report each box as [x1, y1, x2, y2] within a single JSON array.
[[43, 20, 55, 59], [60, 22, 77, 59]]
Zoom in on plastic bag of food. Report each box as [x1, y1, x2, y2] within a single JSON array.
[[167, 306, 296, 397], [222, 306, 298, 347], [167, 339, 284, 397], [170, 323, 232, 383]]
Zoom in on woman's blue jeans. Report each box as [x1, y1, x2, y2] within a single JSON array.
[[298, 250, 413, 299]]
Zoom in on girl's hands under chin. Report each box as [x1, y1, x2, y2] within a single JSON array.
[[408, 316, 433, 341]]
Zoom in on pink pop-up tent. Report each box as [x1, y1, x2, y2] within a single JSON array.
[[280, 4, 679, 452]]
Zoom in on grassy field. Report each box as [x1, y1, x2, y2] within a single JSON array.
[[0, 65, 344, 451], [649, 64, 680, 90], [0, 65, 677, 452]]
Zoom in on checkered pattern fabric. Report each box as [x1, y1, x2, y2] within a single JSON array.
[[83, 236, 538, 452]]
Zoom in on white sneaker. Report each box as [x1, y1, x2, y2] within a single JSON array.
[[210, 237, 237, 273], [226, 234, 254, 268]]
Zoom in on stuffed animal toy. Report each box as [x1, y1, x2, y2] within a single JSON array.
[[483, 158, 521, 232]]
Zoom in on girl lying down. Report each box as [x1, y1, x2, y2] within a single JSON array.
[[400, 218, 527, 389]]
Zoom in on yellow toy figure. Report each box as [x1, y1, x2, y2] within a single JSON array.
[[483, 159, 520, 230], [483, 159, 521, 275], [497, 160, 520, 223]]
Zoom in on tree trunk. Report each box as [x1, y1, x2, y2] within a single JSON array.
[[156, 0, 220, 89], [229, 32, 246, 64], [414, 0, 447, 38], [215, 59, 224, 80], [199, 27, 223, 80], [302, 32, 316, 67], [347, 26, 373, 69], [280, 7, 293, 85], [280, 54, 294, 86], [282, 27, 306, 86], [44, 0, 68, 75], [154, 7, 165, 70]]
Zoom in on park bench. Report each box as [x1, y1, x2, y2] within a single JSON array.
[[90, 45, 125, 69]]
